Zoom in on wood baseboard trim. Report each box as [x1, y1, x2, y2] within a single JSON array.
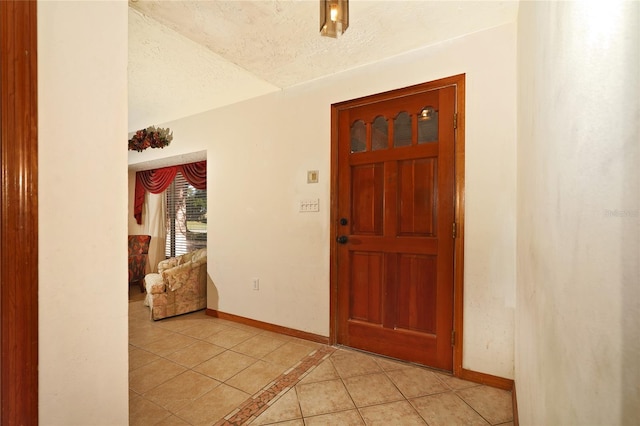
[[459, 368, 514, 391], [512, 381, 519, 426], [206, 309, 329, 345]]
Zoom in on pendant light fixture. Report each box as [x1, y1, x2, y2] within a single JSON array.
[[320, 0, 349, 38]]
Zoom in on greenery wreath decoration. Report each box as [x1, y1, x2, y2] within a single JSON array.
[[128, 126, 173, 152]]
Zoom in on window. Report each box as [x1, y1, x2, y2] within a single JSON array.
[[165, 172, 207, 258]]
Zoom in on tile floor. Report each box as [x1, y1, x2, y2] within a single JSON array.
[[129, 291, 514, 426]]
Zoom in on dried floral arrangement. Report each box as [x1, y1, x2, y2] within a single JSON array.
[[128, 126, 173, 152]]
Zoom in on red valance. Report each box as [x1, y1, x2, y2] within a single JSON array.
[[134, 160, 206, 224]]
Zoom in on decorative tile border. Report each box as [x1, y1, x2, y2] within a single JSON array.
[[215, 345, 336, 426]]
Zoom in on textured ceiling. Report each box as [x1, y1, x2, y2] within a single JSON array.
[[128, 0, 519, 131]]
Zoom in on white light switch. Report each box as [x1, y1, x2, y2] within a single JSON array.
[[299, 199, 320, 212]]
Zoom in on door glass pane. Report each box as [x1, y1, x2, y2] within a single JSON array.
[[393, 111, 412, 147], [417, 106, 438, 144], [350, 120, 366, 153], [371, 116, 388, 151]]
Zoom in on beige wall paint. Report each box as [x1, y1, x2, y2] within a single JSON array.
[[516, 1, 639, 424], [129, 23, 518, 379], [38, 1, 129, 424]]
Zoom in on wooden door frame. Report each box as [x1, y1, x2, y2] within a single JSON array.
[[0, 1, 39, 423], [329, 74, 466, 377]]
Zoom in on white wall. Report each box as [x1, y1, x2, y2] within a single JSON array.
[[39, 1, 129, 424], [129, 23, 517, 379], [516, 1, 639, 424]]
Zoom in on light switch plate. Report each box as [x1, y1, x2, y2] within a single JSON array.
[[307, 170, 319, 184], [299, 199, 320, 212]]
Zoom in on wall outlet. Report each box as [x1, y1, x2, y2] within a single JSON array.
[[252, 278, 259, 291]]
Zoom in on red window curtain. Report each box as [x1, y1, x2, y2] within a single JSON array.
[[134, 160, 206, 224], [180, 161, 206, 190]]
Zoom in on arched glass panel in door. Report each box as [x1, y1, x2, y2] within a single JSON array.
[[393, 111, 412, 148], [417, 106, 438, 143], [350, 120, 366, 153], [371, 115, 388, 151]]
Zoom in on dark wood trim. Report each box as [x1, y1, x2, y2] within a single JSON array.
[[0, 1, 39, 424], [452, 74, 466, 377], [330, 74, 466, 375], [206, 309, 330, 345], [329, 102, 340, 346], [460, 368, 513, 391], [512, 381, 519, 426]]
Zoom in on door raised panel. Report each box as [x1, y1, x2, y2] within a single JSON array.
[[351, 164, 384, 235], [395, 254, 437, 334], [350, 252, 383, 324], [398, 158, 437, 236]]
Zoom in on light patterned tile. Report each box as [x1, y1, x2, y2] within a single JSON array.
[[374, 356, 412, 372], [175, 383, 250, 425], [129, 318, 154, 333], [129, 296, 514, 426], [434, 372, 482, 390], [205, 326, 258, 349], [144, 370, 220, 413], [216, 319, 263, 333], [304, 409, 365, 425], [139, 332, 197, 357], [288, 337, 324, 350], [359, 400, 427, 425], [129, 358, 187, 394], [259, 330, 296, 342], [411, 392, 490, 426], [194, 350, 256, 381], [129, 394, 172, 426], [343, 373, 405, 407], [262, 341, 315, 367], [255, 420, 304, 426], [298, 359, 340, 384], [154, 316, 212, 333], [386, 366, 448, 398], [179, 320, 232, 340], [226, 360, 285, 395], [296, 379, 355, 417], [129, 346, 160, 371], [251, 388, 302, 425], [154, 415, 191, 426], [456, 385, 513, 425], [129, 324, 176, 348], [233, 333, 288, 359], [166, 340, 226, 368], [330, 350, 382, 378], [129, 305, 150, 322]]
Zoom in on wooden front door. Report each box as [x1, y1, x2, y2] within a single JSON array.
[[332, 77, 460, 371]]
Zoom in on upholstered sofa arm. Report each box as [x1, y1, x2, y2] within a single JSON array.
[[145, 273, 165, 294], [161, 260, 199, 292], [157, 257, 179, 274]]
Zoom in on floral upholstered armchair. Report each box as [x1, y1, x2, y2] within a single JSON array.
[[128, 235, 151, 292], [144, 248, 207, 320]]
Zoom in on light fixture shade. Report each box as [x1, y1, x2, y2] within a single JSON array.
[[320, 0, 349, 38]]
